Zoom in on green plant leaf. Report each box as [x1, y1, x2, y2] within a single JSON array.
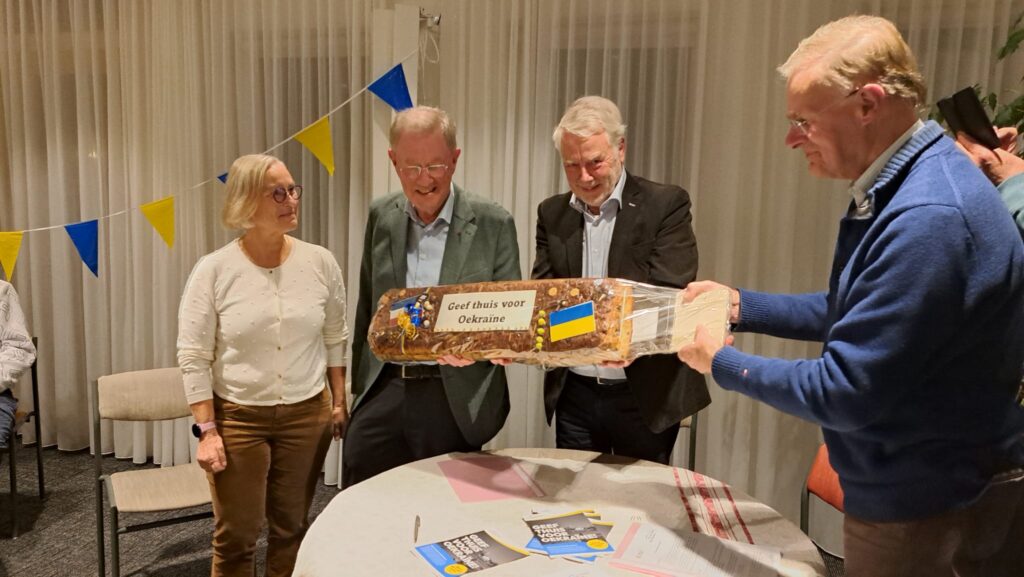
[[994, 94, 1024, 127], [999, 28, 1024, 59], [985, 92, 999, 113]]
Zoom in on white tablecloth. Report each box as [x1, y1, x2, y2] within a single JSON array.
[[294, 448, 825, 576]]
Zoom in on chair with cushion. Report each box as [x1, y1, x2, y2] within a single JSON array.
[[6, 336, 44, 538], [800, 443, 845, 577], [91, 367, 213, 577]]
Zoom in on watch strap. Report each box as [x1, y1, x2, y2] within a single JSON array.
[[192, 420, 217, 437]]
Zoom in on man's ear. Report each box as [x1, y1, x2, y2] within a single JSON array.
[[858, 83, 886, 123], [388, 149, 397, 167]]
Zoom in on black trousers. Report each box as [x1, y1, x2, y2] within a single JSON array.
[[341, 364, 478, 488], [555, 371, 679, 465]]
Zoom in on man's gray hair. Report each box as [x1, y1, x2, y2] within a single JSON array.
[[778, 15, 926, 107], [389, 106, 458, 150], [552, 96, 627, 153]]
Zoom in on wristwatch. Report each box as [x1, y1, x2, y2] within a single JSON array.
[[191, 421, 217, 438]]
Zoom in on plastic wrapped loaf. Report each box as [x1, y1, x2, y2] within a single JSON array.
[[368, 278, 732, 367]]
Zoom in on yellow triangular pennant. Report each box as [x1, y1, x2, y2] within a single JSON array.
[[295, 116, 335, 175], [140, 196, 175, 248], [0, 231, 24, 281]]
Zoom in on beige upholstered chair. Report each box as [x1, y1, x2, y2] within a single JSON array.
[[91, 367, 212, 577]]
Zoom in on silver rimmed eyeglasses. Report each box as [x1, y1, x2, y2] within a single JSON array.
[[399, 164, 448, 178], [271, 185, 303, 203], [788, 86, 862, 136]]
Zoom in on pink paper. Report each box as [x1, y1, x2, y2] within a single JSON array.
[[607, 522, 678, 577], [436, 456, 545, 503]]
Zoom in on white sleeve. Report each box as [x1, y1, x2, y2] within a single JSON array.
[[177, 256, 218, 404], [322, 251, 348, 368], [0, 283, 36, 390]]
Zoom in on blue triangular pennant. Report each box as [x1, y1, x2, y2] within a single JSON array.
[[65, 219, 99, 277], [368, 63, 414, 111], [217, 172, 228, 183]]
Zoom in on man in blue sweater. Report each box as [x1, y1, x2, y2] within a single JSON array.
[[679, 15, 1024, 577]]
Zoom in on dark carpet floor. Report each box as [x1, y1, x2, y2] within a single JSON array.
[[0, 439, 341, 577]]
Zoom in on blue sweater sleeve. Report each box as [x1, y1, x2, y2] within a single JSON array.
[[711, 206, 971, 431], [736, 290, 828, 341], [997, 173, 1024, 236]]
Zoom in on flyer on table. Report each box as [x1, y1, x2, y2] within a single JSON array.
[[523, 511, 615, 557], [413, 530, 531, 575]]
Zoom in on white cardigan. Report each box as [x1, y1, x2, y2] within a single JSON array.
[[177, 237, 348, 406]]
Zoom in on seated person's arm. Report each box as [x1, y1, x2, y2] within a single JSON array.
[[0, 284, 36, 388]]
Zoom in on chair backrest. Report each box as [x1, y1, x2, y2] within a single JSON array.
[[28, 336, 38, 415], [807, 443, 844, 513], [96, 367, 191, 422]]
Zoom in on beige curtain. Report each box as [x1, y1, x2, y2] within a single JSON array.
[[4, 0, 1024, 555], [0, 0, 383, 463]]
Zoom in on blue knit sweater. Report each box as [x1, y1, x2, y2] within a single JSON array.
[[712, 121, 1024, 522]]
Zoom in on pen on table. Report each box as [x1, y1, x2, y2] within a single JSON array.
[[413, 514, 421, 544]]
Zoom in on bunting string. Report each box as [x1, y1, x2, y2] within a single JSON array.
[[0, 49, 418, 281]]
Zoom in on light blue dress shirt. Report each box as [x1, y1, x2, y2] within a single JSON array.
[[403, 185, 456, 366], [568, 170, 627, 382], [405, 184, 455, 288]]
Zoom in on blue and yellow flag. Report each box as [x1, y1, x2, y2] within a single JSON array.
[[549, 301, 596, 342]]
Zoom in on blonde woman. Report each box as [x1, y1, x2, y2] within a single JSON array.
[[178, 154, 348, 577]]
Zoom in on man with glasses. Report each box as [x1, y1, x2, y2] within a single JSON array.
[[529, 96, 709, 465], [343, 106, 521, 488], [678, 16, 1024, 576]]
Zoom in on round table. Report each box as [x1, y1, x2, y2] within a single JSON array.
[[294, 448, 825, 576]]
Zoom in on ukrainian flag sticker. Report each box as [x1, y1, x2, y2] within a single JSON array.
[[549, 301, 596, 342]]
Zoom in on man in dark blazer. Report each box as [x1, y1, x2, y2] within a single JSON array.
[[343, 106, 521, 488], [532, 96, 709, 464]]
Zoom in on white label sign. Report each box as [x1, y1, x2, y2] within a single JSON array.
[[434, 290, 537, 332]]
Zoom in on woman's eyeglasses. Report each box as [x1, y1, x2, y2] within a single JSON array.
[[270, 185, 303, 203]]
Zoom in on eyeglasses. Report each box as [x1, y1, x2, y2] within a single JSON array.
[[788, 86, 862, 136], [398, 164, 448, 178], [563, 157, 611, 174], [270, 185, 303, 203]]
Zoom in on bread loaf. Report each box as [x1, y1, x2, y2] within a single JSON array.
[[368, 278, 731, 367], [368, 278, 638, 366]]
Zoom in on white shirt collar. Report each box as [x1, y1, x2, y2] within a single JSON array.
[[569, 170, 627, 216], [849, 120, 924, 217], [405, 183, 456, 227]]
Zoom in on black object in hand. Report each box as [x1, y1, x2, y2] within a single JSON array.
[[937, 87, 1000, 149]]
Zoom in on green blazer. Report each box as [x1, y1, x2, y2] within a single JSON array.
[[350, 186, 522, 446]]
